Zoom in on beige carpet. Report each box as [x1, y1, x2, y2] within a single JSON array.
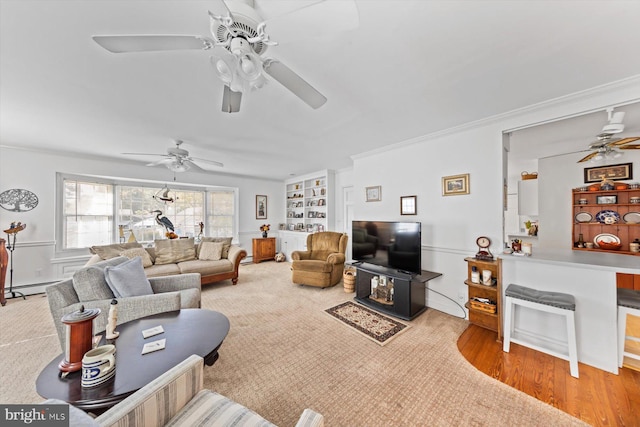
[[0, 262, 586, 426]]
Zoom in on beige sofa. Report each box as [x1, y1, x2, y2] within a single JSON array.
[[44, 355, 324, 427], [87, 238, 247, 286]]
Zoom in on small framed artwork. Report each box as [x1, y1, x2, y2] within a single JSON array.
[[296, 223, 304, 230], [442, 173, 470, 196], [400, 195, 417, 215], [256, 195, 267, 219], [596, 195, 617, 204], [584, 162, 633, 183], [366, 186, 381, 202]]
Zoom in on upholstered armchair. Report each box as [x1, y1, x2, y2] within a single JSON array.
[[291, 232, 348, 288]]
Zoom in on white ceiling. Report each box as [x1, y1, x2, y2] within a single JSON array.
[[2, 0, 640, 181]]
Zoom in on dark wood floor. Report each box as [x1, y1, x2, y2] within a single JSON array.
[[457, 325, 640, 426]]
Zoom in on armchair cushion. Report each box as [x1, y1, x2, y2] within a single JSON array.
[[104, 256, 153, 298]]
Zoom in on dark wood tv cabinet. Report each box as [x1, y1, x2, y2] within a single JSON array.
[[353, 263, 442, 320]]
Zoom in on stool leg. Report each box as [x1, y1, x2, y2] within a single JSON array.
[[618, 307, 626, 368], [503, 296, 513, 353], [566, 310, 579, 378]]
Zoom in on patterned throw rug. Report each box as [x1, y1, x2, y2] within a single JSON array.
[[325, 300, 410, 345]]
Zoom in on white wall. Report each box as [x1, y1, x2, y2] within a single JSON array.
[[0, 147, 283, 289], [349, 76, 640, 318]]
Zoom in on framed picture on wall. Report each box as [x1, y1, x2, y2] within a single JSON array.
[[256, 195, 267, 219], [400, 195, 417, 215], [584, 162, 633, 183], [366, 186, 381, 202], [442, 173, 470, 196]]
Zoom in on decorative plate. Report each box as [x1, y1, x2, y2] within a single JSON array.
[[595, 210, 621, 224], [575, 212, 593, 223], [623, 212, 640, 224], [593, 233, 621, 246]]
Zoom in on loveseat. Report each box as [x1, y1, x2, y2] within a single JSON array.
[[44, 355, 324, 427], [47, 256, 201, 352], [86, 237, 247, 286]]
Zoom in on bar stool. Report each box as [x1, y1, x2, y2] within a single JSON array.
[[503, 284, 579, 378], [617, 288, 640, 368]]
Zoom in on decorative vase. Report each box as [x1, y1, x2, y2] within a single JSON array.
[[262, 232, 268, 238]]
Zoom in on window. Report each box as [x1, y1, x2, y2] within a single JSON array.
[[57, 174, 238, 256]]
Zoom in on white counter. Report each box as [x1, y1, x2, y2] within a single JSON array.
[[501, 250, 638, 374], [501, 248, 639, 273]]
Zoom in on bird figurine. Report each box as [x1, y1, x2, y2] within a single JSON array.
[[152, 210, 174, 232]]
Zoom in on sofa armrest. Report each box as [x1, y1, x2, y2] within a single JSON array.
[[149, 273, 201, 294], [95, 355, 204, 427], [291, 250, 312, 261], [227, 245, 247, 266], [295, 409, 325, 427]]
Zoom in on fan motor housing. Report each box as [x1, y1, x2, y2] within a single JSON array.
[[214, 0, 266, 55]]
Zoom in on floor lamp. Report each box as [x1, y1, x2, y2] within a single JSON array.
[[3, 224, 27, 302]]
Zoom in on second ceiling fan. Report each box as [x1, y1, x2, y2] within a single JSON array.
[[93, 0, 333, 113], [577, 108, 640, 163]]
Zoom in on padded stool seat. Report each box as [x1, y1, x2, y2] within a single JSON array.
[[503, 283, 579, 378], [617, 288, 640, 368]]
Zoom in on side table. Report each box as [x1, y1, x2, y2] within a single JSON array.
[[252, 237, 276, 263]]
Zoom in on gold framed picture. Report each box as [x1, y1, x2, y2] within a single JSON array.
[[442, 173, 470, 196], [400, 195, 417, 215], [365, 186, 381, 202]]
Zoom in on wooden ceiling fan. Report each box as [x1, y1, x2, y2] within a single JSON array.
[[577, 108, 640, 163]]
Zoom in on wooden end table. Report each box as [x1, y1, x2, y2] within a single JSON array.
[[36, 309, 229, 411]]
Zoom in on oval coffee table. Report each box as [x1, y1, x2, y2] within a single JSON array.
[[36, 309, 229, 411]]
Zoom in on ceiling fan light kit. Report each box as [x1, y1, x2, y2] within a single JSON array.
[[93, 0, 329, 113]]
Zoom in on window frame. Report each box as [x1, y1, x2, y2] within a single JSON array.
[[55, 173, 239, 258]]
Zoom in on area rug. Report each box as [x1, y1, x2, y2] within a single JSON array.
[[325, 300, 410, 346]]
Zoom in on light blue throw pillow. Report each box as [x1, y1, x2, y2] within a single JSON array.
[[103, 256, 153, 298]]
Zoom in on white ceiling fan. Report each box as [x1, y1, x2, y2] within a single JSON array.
[[576, 108, 640, 163], [123, 140, 223, 172], [92, 0, 346, 112]]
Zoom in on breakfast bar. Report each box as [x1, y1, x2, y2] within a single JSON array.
[[501, 249, 638, 374]]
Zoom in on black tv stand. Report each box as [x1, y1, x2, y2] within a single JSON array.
[[353, 263, 442, 321]]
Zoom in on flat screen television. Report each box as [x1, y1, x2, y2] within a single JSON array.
[[351, 221, 421, 274]]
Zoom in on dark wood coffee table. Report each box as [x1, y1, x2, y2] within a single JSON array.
[[36, 309, 229, 411]]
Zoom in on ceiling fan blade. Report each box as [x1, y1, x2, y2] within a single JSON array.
[[209, 0, 234, 21], [92, 35, 212, 53], [190, 157, 224, 167], [123, 152, 167, 157], [183, 159, 206, 172], [608, 136, 640, 147], [222, 85, 242, 113], [262, 59, 327, 109], [619, 144, 640, 150], [146, 158, 174, 167], [577, 152, 599, 163]]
